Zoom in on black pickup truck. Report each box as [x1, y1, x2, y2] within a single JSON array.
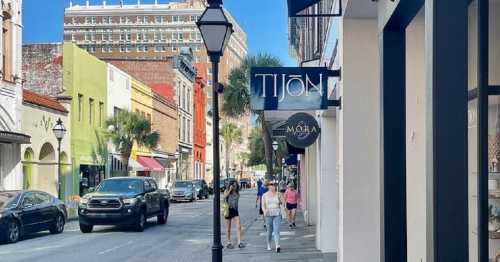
[[78, 177, 169, 233]]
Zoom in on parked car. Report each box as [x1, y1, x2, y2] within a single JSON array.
[[240, 178, 251, 189], [171, 181, 196, 202], [219, 179, 227, 193], [0, 190, 67, 244], [208, 182, 214, 195], [78, 177, 169, 233], [193, 179, 209, 199]]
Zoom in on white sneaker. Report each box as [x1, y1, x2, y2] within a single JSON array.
[[267, 244, 271, 251]]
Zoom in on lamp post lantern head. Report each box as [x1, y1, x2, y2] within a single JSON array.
[[52, 118, 66, 142], [196, 3, 233, 61], [272, 141, 279, 151]]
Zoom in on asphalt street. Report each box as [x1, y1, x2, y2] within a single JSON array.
[[0, 189, 260, 262]]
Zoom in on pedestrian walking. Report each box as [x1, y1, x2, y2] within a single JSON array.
[[283, 183, 300, 228], [223, 181, 245, 249], [278, 180, 287, 193], [262, 182, 284, 253], [256, 179, 267, 229]]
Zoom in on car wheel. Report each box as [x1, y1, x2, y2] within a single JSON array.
[[6, 220, 20, 243], [79, 223, 93, 233], [49, 214, 65, 234], [134, 210, 146, 232], [157, 208, 168, 225]]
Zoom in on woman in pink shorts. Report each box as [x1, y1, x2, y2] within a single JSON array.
[[283, 183, 300, 228]]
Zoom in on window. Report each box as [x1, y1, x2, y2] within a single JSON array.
[[187, 119, 191, 143], [173, 15, 179, 22], [89, 98, 94, 125], [78, 94, 83, 122], [120, 45, 125, 52], [143, 16, 148, 24], [91, 16, 96, 24], [146, 113, 151, 122], [126, 45, 131, 52], [99, 102, 104, 127], [120, 17, 125, 23]]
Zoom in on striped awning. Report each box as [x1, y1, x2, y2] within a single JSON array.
[[287, 0, 321, 16]]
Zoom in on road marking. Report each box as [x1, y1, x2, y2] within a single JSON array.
[[98, 240, 134, 255]]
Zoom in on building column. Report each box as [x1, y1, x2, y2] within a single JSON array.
[[339, 17, 381, 262], [425, 1, 469, 260], [380, 25, 407, 262], [317, 114, 338, 254]]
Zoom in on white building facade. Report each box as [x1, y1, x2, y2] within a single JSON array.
[[0, 0, 28, 190], [106, 64, 132, 177], [175, 48, 195, 181], [287, 0, 500, 261]]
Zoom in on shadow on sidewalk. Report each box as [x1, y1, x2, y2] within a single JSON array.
[[223, 212, 336, 262]]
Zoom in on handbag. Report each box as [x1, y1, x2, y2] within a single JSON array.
[[221, 198, 230, 218]]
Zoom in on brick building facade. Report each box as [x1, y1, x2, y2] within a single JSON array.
[[193, 64, 206, 180]]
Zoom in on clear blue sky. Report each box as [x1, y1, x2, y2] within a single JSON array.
[[22, 0, 296, 66]]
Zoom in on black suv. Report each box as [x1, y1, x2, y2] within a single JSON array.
[[78, 177, 169, 233], [193, 179, 209, 200]]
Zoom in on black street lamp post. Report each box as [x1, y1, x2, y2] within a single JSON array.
[[52, 118, 66, 200], [272, 141, 279, 180], [197, 1, 233, 261]]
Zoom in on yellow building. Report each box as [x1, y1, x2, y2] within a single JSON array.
[[130, 79, 153, 159], [130, 79, 167, 178]]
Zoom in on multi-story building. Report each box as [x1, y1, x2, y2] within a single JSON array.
[[63, 42, 108, 197], [151, 83, 178, 187], [0, 0, 29, 190], [285, 0, 500, 261], [106, 64, 131, 177], [205, 109, 213, 184], [174, 47, 195, 181], [193, 63, 206, 180], [63, 0, 248, 100]]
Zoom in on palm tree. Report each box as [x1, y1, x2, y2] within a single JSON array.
[[105, 111, 160, 173], [221, 122, 243, 179], [223, 54, 282, 179]]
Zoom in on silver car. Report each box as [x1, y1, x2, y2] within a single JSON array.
[[171, 181, 196, 202]]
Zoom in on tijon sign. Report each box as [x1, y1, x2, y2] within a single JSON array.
[[250, 67, 333, 111]]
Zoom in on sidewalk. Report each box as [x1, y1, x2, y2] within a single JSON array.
[[223, 212, 336, 262]]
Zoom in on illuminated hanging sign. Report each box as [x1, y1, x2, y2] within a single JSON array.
[[250, 67, 332, 111]]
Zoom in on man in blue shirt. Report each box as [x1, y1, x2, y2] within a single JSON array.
[[256, 179, 268, 228]]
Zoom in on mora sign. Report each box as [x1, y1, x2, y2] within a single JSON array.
[[250, 67, 329, 111], [285, 113, 320, 148]]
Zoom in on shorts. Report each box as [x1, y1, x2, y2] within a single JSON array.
[[286, 203, 298, 210], [226, 208, 239, 220]]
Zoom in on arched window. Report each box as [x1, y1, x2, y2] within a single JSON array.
[[23, 148, 34, 189], [2, 11, 13, 82]]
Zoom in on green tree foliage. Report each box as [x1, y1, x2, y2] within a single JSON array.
[[221, 122, 242, 178], [222, 54, 283, 178], [105, 111, 160, 172]]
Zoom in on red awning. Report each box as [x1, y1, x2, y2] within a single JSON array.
[[136, 156, 164, 172]]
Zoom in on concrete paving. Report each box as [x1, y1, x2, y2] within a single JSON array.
[[0, 189, 333, 262]]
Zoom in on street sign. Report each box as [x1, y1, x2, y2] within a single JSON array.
[[250, 67, 330, 111], [285, 113, 320, 148]]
